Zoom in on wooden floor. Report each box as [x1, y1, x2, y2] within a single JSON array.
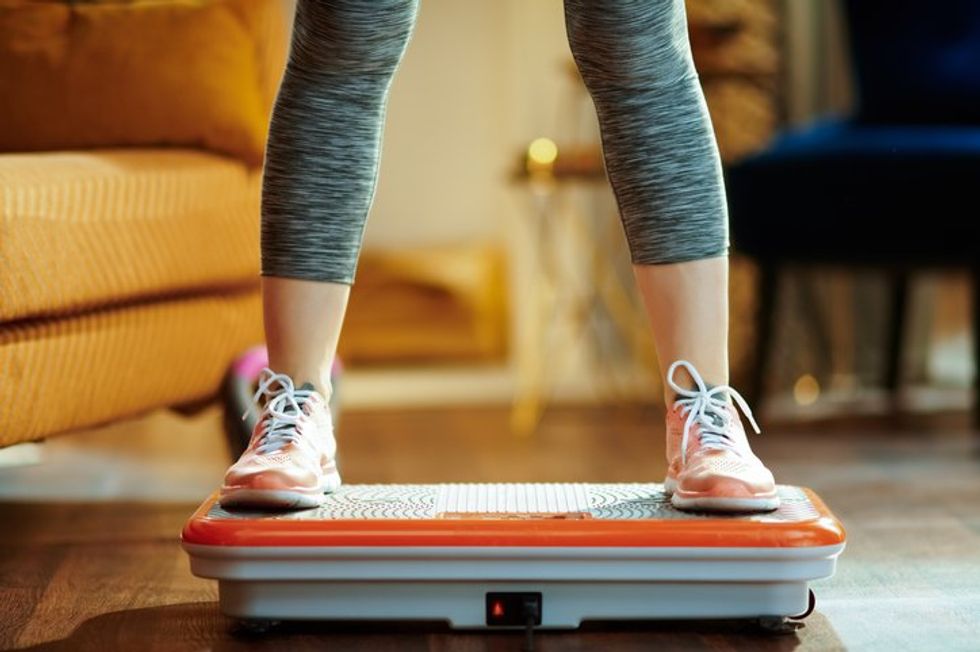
[[1, 404, 979, 651]]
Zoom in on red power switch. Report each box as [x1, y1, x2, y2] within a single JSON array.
[[485, 592, 542, 626]]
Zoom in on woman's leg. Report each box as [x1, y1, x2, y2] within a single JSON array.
[[261, 277, 350, 399], [220, 0, 418, 509], [564, 0, 777, 511], [563, 0, 729, 396], [261, 0, 419, 394], [633, 257, 729, 402]]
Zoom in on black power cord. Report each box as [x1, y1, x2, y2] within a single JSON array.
[[521, 595, 541, 652]]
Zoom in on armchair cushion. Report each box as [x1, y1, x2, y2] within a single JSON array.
[[0, 0, 283, 166], [727, 119, 980, 263], [0, 149, 261, 322]]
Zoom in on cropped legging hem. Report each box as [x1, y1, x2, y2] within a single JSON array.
[[259, 245, 733, 288], [630, 246, 730, 268], [259, 267, 357, 286]]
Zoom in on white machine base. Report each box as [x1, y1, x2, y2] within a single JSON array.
[[219, 580, 813, 629], [183, 484, 845, 630]]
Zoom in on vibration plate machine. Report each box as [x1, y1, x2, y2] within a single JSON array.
[[182, 482, 846, 636]]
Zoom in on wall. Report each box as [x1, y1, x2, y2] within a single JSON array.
[[343, 1, 611, 408]]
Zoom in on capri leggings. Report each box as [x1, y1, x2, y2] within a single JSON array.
[[261, 0, 729, 284]]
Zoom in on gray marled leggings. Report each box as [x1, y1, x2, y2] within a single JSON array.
[[262, 0, 728, 284]]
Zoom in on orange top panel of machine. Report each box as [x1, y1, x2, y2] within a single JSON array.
[[182, 487, 845, 549]]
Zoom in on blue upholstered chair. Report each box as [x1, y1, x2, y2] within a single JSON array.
[[727, 0, 980, 420]]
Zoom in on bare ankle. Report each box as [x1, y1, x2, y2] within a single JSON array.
[[266, 363, 332, 399]]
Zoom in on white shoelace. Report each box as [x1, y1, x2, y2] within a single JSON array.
[[667, 360, 761, 465], [243, 368, 318, 456]]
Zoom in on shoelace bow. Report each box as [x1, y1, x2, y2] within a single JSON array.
[[667, 360, 761, 465], [243, 368, 318, 455]]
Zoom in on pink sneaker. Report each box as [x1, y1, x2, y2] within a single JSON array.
[[663, 360, 779, 512], [219, 368, 341, 509]]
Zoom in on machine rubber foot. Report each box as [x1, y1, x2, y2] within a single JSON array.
[[232, 618, 281, 635], [757, 616, 805, 635]]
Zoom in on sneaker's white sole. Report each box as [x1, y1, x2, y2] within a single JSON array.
[[219, 470, 342, 510], [663, 477, 780, 513]]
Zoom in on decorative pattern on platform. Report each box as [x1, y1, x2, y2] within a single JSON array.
[[208, 484, 819, 523]]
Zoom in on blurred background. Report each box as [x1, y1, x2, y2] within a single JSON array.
[[348, 0, 976, 425], [1, 0, 978, 496]]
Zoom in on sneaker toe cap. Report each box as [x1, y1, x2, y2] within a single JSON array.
[[223, 464, 319, 492], [679, 459, 776, 498]]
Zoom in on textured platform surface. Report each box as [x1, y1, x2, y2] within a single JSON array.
[[206, 483, 818, 522]]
